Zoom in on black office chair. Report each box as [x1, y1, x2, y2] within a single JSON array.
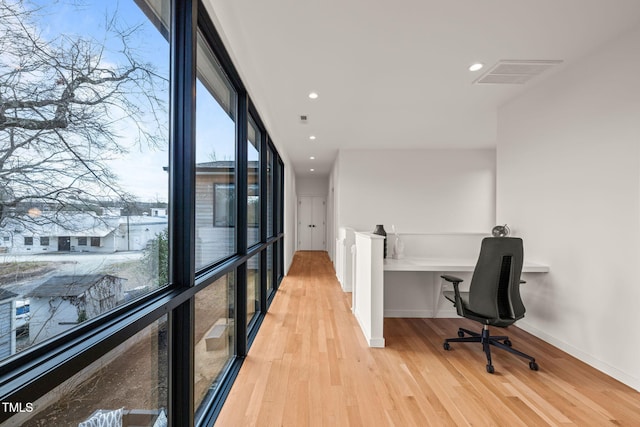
[[441, 237, 539, 373]]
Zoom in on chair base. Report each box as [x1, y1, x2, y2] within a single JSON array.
[[443, 325, 539, 373]]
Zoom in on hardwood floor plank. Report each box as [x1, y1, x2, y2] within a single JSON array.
[[215, 251, 640, 426]]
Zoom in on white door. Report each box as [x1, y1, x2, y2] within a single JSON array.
[[298, 196, 326, 250]]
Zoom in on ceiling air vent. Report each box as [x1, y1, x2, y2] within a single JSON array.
[[300, 115, 308, 124], [474, 60, 563, 85]]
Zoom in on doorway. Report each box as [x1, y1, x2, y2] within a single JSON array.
[[297, 196, 326, 250], [58, 236, 71, 251]]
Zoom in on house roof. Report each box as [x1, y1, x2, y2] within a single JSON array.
[[163, 160, 259, 173], [27, 274, 124, 298], [6, 213, 119, 238], [0, 288, 19, 302], [195, 160, 258, 169], [119, 216, 168, 226]]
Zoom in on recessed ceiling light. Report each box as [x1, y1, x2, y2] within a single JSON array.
[[469, 63, 484, 72], [308, 92, 318, 99], [309, 135, 316, 140], [309, 156, 315, 160], [310, 168, 315, 172]]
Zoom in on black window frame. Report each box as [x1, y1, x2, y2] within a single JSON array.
[[247, 114, 261, 248], [0, 2, 286, 427]]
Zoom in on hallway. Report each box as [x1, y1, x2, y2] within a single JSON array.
[[215, 251, 640, 426]]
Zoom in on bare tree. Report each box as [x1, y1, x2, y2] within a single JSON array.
[[0, 0, 168, 230]]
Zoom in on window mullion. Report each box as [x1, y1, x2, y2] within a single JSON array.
[[168, 0, 197, 425], [235, 92, 248, 356]]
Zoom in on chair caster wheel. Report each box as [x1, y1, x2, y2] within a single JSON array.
[[443, 342, 451, 351], [486, 364, 494, 374], [529, 361, 539, 371], [504, 339, 512, 347], [457, 330, 465, 338]]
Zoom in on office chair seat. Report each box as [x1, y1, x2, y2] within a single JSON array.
[[443, 291, 515, 328], [441, 237, 539, 374]]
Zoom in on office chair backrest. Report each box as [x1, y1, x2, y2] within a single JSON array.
[[468, 237, 525, 322]]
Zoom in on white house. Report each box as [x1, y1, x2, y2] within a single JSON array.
[[114, 215, 168, 252], [0, 289, 18, 359], [0, 211, 167, 254], [27, 274, 125, 345]]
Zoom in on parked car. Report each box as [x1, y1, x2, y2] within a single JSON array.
[[15, 299, 30, 335]]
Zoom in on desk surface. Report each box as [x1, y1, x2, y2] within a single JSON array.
[[383, 257, 549, 273]]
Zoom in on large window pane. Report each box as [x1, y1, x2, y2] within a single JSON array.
[[7, 317, 168, 427], [277, 240, 284, 282], [247, 117, 260, 247], [267, 245, 274, 296], [194, 273, 235, 411], [195, 32, 237, 269], [278, 158, 285, 235], [0, 0, 170, 361], [266, 146, 275, 237], [247, 254, 260, 327]]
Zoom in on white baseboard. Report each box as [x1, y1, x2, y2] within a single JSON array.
[[384, 309, 459, 318], [433, 309, 459, 318], [353, 311, 385, 348], [518, 321, 640, 392], [384, 309, 433, 318], [368, 337, 385, 347]]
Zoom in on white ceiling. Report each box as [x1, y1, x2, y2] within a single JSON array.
[[205, 0, 640, 177]]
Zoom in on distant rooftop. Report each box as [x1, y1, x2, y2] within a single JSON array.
[[27, 274, 124, 298], [3, 211, 167, 237], [4, 212, 118, 237], [163, 160, 258, 173], [0, 288, 19, 302]]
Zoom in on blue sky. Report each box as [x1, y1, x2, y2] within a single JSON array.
[[24, 0, 251, 203], [27, 0, 173, 202]]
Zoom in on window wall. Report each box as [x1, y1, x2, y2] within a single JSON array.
[[0, 0, 171, 358], [0, 1, 286, 426], [248, 117, 261, 248], [266, 244, 275, 297], [194, 273, 235, 410], [195, 31, 237, 270], [246, 253, 261, 327], [12, 317, 168, 427]]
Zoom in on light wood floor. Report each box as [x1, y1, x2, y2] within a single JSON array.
[[215, 251, 640, 426]]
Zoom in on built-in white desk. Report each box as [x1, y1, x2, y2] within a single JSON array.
[[384, 257, 549, 331], [352, 232, 550, 348], [384, 257, 549, 273]]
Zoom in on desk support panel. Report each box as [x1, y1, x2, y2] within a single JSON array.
[[353, 232, 385, 347]]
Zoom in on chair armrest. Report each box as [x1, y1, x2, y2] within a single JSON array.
[[441, 274, 463, 284], [441, 275, 465, 316]]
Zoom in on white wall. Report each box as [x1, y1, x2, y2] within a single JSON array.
[[335, 148, 496, 233], [327, 181, 336, 262], [334, 148, 496, 317], [497, 24, 640, 390], [328, 157, 340, 262], [296, 176, 328, 196], [29, 298, 78, 345]]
